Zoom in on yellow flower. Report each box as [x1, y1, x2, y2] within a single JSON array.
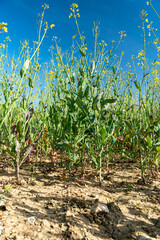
[[49, 70, 54, 75], [3, 27, 8, 32], [6, 36, 11, 41], [70, 3, 79, 18], [50, 24, 55, 29], [53, 36, 57, 40], [157, 46, 160, 52], [44, 3, 49, 9], [145, 18, 148, 22], [0, 23, 8, 33], [73, 3, 78, 8], [153, 41, 158, 45], [156, 146, 160, 154], [33, 41, 38, 45], [154, 77, 159, 85], [0, 22, 7, 29], [146, 1, 149, 5]]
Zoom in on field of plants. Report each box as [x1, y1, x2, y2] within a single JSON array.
[[0, 2, 160, 240]]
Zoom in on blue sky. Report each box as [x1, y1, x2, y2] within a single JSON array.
[[0, 0, 160, 69]]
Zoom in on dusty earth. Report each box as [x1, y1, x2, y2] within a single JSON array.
[[0, 156, 160, 240]]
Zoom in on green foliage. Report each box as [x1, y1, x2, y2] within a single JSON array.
[[0, 2, 160, 183]]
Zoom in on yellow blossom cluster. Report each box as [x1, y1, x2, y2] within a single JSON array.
[[0, 22, 8, 33], [153, 39, 158, 45], [0, 43, 5, 49], [5, 36, 11, 42], [45, 70, 55, 83], [22, 41, 29, 50], [151, 69, 159, 86], [119, 31, 127, 39], [69, 3, 80, 19], [137, 50, 144, 58], [138, 10, 153, 37], [136, 50, 146, 66], [50, 24, 55, 29], [152, 60, 160, 66], [42, 3, 49, 9], [99, 40, 107, 47]]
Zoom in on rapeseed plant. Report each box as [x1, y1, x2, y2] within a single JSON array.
[[0, 2, 159, 182]]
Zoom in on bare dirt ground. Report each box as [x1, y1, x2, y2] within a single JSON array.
[[0, 156, 160, 240]]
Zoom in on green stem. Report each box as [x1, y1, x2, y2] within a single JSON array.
[[99, 146, 104, 186]]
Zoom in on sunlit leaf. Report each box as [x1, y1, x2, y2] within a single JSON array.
[[15, 140, 21, 152], [20, 59, 30, 78], [146, 136, 152, 147]]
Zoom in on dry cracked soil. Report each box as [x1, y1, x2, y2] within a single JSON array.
[[0, 156, 160, 240]]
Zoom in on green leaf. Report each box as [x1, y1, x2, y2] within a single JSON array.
[[92, 96, 98, 111], [112, 66, 116, 74], [79, 49, 86, 57], [5, 148, 16, 159], [84, 85, 89, 98], [76, 97, 88, 114], [92, 156, 99, 168], [106, 120, 115, 136], [20, 59, 30, 78], [89, 112, 95, 123], [72, 124, 78, 137], [28, 78, 33, 88], [124, 120, 133, 130], [104, 99, 116, 104], [92, 92, 104, 110], [100, 127, 106, 144], [134, 81, 141, 91], [17, 121, 22, 137], [66, 96, 76, 112], [21, 144, 34, 165], [82, 77, 88, 90], [97, 92, 104, 101], [146, 136, 152, 147], [101, 98, 116, 108]]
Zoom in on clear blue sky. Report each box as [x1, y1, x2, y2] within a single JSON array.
[[0, 0, 160, 69]]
